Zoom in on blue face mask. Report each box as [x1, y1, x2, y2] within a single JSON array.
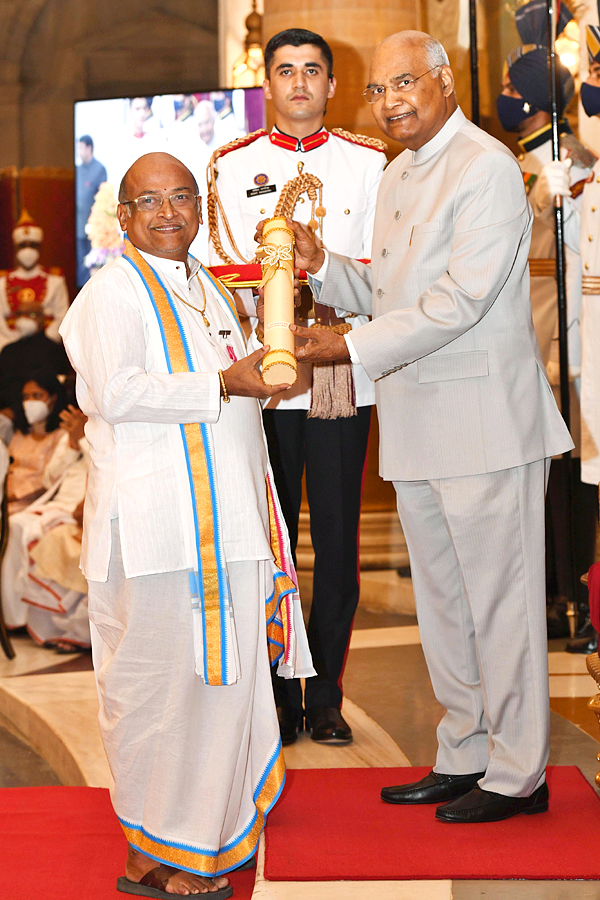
[[581, 82, 600, 118], [496, 94, 536, 131]]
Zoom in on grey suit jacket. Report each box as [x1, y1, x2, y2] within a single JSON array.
[[316, 108, 573, 481]]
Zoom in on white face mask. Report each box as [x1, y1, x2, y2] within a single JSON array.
[[23, 399, 49, 425], [16, 247, 40, 269]]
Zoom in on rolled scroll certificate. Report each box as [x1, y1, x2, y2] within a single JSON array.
[[258, 217, 298, 386]]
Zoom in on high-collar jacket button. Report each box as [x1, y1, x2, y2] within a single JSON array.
[[401, 171, 409, 180], [377, 288, 383, 297], [394, 210, 401, 219], [382, 248, 388, 257]]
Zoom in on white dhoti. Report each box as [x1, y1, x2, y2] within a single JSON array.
[[88, 520, 283, 877]]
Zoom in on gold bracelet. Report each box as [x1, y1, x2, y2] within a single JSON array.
[[218, 369, 230, 403], [255, 323, 264, 344]]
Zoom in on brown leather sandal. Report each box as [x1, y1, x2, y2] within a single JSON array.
[[117, 863, 233, 898]]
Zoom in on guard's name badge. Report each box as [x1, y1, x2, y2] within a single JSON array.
[[247, 184, 277, 198]]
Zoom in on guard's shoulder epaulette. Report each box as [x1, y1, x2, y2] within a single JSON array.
[[46, 266, 63, 276], [330, 127, 388, 154], [562, 133, 598, 171], [211, 129, 268, 164]]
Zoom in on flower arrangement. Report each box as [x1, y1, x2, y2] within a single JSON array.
[[83, 182, 124, 270]]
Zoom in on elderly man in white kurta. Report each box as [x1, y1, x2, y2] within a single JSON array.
[[286, 32, 573, 824], [60, 152, 313, 899]]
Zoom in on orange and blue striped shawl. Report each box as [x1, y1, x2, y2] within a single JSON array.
[[122, 239, 296, 684]]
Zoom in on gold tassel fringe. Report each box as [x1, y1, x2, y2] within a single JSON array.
[[308, 360, 357, 419]]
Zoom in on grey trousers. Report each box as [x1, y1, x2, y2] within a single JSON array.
[[394, 458, 549, 797]]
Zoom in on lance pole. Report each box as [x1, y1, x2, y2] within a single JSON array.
[[546, 0, 578, 638], [469, 0, 480, 125]]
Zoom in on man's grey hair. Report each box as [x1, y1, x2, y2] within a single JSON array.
[[423, 37, 449, 71]]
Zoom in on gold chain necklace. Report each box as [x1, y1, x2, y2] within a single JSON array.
[[172, 274, 210, 329]]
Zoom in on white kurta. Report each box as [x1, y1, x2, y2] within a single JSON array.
[[60, 249, 312, 875], [60, 254, 273, 581], [209, 127, 384, 409]]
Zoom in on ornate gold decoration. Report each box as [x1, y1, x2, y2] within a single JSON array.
[[586, 651, 600, 785], [330, 126, 388, 153]]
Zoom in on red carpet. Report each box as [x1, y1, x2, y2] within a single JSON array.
[[1, 786, 255, 900], [264, 766, 600, 881]]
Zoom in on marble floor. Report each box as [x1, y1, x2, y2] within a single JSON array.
[[1, 570, 600, 899]]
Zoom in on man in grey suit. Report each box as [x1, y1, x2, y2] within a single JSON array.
[[284, 30, 573, 823]]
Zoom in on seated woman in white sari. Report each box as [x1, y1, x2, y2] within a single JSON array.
[[5, 372, 69, 515], [2, 404, 89, 648]]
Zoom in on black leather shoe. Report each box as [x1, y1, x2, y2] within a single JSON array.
[[381, 770, 486, 805], [435, 782, 549, 823], [306, 706, 352, 743], [546, 597, 570, 639], [566, 618, 598, 654], [277, 706, 303, 746]]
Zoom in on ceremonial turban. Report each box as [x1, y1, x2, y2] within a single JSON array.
[[12, 209, 43, 245], [505, 0, 574, 112]]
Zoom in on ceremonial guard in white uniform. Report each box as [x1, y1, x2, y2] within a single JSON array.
[[0, 210, 69, 352], [0, 210, 70, 408], [208, 29, 385, 745], [497, 5, 598, 645], [568, 14, 600, 651], [579, 18, 600, 492]]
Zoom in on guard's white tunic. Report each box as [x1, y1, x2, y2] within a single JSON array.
[[0, 264, 69, 351], [60, 251, 311, 875], [580, 158, 600, 485], [209, 127, 385, 409], [519, 136, 587, 374]]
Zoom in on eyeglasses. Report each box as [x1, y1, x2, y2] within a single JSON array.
[[362, 66, 441, 103], [122, 191, 199, 212]]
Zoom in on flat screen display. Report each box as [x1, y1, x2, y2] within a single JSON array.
[[74, 88, 266, 285]]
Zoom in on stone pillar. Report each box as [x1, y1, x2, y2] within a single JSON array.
[[262, 0, 421, 148], [0, 84, 22, 168]]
